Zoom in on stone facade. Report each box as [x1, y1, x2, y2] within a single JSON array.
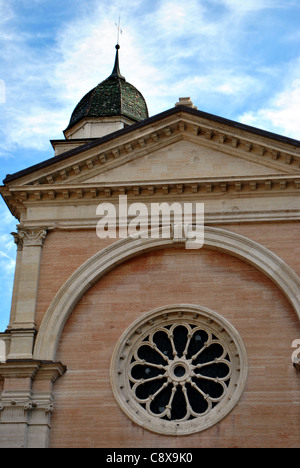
[[0, 101, 299, 448]]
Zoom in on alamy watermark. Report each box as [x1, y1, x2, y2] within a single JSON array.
[[96, 196, 204, 249], [292, 339, 300, 365], [0, 79, 6, 104]]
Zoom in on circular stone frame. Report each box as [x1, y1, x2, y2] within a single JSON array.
[[110, 305, 248, 436]]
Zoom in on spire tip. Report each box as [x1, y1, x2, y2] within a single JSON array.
[[110, 43, 125, 80]]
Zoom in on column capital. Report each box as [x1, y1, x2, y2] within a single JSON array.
[[11, 228, 48, 248]]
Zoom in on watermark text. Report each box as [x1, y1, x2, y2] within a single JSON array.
[[291, 339, 300, 365], [96, 196, 204, 249]]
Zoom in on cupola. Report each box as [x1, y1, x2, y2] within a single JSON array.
[[64, 45, 149, 140]]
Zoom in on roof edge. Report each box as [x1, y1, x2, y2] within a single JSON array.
[[3, 105, 300, 184]]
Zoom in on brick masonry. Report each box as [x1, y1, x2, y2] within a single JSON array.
[[34, 223, 300, 448]]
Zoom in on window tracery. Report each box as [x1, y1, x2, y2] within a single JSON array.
[[111, 305, 248, 435]]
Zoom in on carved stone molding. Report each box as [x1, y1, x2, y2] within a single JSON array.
[[0, 400, 55, 436], [12, 228, 48, 248], [9, 175, 300, 203], [34, 361, 67, 383], [110, 304, 248, 436], [25, 119, 300, 187], [0, 359, 41, 379], [0, 360, 66, 380], [0, 360, 66, 447]]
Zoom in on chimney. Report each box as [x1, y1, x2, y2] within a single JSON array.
[[175, 97, 197, 109]]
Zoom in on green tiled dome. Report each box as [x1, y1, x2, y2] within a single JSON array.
[[66, 46, 149, 131]]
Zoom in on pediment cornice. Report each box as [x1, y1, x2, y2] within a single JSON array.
[[2, 107, 300, 220], [3, 108, 300, 189], [4, 174, 300, 221]]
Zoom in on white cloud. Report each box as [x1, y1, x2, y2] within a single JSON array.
[[0, 252, 15, 276], [0, 0, 299, 156], [5, 107, 67, 151], [220, 0, 291, 12], [144, 0, 213, 38], [0, 202, 17, 331], [0, 0, 14, 25], [240, 69, 300, 139]]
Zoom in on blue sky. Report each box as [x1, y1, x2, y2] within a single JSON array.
[[0, 0, 299, 330]]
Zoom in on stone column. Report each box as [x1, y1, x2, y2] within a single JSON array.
[[8, 228, 47, 360], [7, 235, 23, 329], [27, 362, 66, 448]]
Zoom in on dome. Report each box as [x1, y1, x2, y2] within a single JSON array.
[[65, 45, 149, 133]]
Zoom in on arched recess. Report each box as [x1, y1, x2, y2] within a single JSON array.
[[33, 226, 300, 361]]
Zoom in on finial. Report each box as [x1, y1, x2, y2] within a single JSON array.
[[115, 16, 122, 46], [110, 16, 125, 80], [110, 42, 125, 80]]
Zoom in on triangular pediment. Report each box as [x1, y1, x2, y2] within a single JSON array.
[[3, 107, 300, 188], [2, 107, 299, 221], [79, 139, 286, 184]]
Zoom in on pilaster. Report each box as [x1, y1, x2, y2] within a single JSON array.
[[7, 238, 23, 329], [0, 360, 66, 448], [0, 360, 40, 448], [8, 228, 47, 360]]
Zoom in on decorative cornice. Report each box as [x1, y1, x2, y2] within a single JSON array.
[[26, 125, 300, 186], [34, 361, 67, 383], [0, 361, 66, 423], [0, 360, 42, 381], [8, 174, 300, 203], [2, 111, 300, 189], [2, 111, 299, 221], [6, 175, 300, 225], [0, 360, 66, 380]]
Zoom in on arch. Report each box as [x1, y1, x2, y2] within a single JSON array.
[[33, 226, 300, 361]]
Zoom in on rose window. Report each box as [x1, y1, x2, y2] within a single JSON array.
[[111, 305, 248, 436], [130, 323, 231, 421]]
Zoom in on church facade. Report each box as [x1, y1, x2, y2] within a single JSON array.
[[0, 46, 299, 448]]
